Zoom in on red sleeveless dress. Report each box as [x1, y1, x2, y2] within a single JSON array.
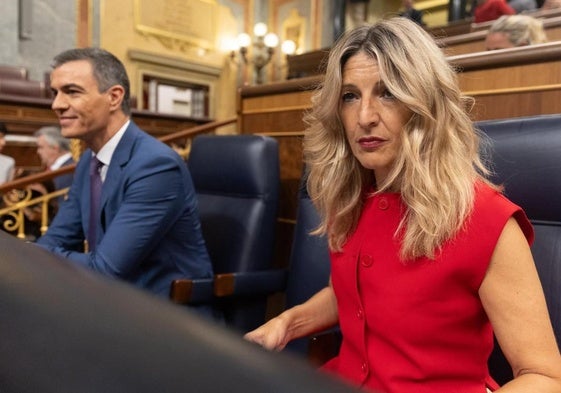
[[323, 183, 533, 393]]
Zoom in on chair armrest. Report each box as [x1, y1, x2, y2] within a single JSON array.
[[308, 327, 342, 367], [170, 278, 214, 305], [214, 269, 288, 297]]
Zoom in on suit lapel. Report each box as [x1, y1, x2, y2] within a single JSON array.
[[80, 152, 93, 239], [98, 122, 139, 231]]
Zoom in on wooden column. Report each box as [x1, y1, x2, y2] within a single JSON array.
[[76, 0, 91, 47]]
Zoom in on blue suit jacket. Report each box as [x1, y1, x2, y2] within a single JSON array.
[[38, 122, 213, 296]]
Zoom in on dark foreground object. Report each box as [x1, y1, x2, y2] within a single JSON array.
[[0, 231, 360, 393]]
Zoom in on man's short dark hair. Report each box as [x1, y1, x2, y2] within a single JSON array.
[[51, 47, 131, 115]]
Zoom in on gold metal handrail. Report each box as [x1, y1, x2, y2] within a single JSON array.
[[0, 187, 68, 240]]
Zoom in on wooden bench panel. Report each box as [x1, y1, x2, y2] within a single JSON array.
[[242, 90, 314, 111], [469, 86, 561, 120], [242, 111, 308, 134], [451, 41, 561, 119], [458, 62, 561, 91]]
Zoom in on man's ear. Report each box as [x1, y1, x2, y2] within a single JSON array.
[[107, 85, 125, 112]]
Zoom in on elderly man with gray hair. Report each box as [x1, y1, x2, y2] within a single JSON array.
[[34, 126, 74, 191], [485, 14, 547, 50]]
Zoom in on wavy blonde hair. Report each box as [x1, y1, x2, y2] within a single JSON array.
[[304, 18, 494, 260]]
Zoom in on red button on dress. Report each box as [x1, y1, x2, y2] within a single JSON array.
[[360, 254, 373, 267], [361, 362, 368, 374], [378, 197, 389, 210]]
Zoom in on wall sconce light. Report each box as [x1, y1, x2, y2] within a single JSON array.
[[228, 22, 296, 84]]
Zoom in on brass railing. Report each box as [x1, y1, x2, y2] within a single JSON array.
[[0, 187, 68, 240], [0, 117, 237, 240]]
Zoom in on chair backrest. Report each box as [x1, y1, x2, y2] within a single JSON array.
[[0, 65, 28, 80], [284, 174, 332, 356], [476, 114, 561, 384], [187, 134, 280, 330], [0, 78, 46, 98]]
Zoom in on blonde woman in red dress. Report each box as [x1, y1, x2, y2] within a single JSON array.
[[245, 18, 561, 393]]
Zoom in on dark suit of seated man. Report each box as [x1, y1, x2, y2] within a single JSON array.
[[37, 47, 213, 304]]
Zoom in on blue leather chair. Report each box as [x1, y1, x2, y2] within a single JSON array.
[[170, 134, 284, 333], [282, 172, 339, 365], [476, 114, 561, 385]]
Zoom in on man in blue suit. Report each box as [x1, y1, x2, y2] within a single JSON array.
[[37, 48, 213, 301]]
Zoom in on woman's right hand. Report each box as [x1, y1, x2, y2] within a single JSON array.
[[244, 314, 291, 351], [245, 286, 338, 352]]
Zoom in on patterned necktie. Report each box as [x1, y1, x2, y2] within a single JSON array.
[[88, 156, 103, 251]]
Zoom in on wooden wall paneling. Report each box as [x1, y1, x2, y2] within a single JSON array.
[[2, 142, 42, 170], [452, 42, 561, 120], [286, 48, 329, 79], [457, 62, 561, 91], [0, 96, 57, 135], [242, 110, 307, 134], [468, 86, 561, 121], [440, 31, 487, 56], [427, 18, 472, 39], [546, 18, 561, 40], [241, 90, 314, 112]]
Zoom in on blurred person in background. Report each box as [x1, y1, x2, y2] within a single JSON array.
[[0, 122, 15, 184], [35, 125, 74, 191], [474, 0, 515, 23], [485, 14, 547, 49], [399, 0, 425, 26], [507, 0, 537, 13]]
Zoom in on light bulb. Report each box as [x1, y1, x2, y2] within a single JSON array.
[[281, 40, 297, 55], [264, 33, 279, 48], [220, 37, 239, 52], [253, 22, 268, 37], [236, 33, 251, 48]]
